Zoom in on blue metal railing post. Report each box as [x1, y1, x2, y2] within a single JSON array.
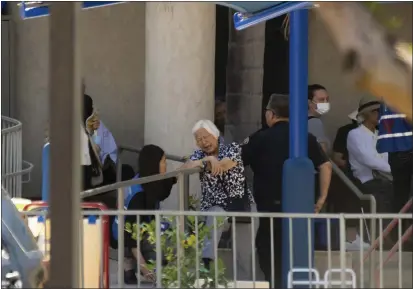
[[282, 8, 315, 288], [41, 143, 50, 201]]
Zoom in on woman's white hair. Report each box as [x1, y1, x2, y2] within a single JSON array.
[[192, 119, 220, 139]]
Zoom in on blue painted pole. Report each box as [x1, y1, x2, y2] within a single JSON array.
[[288, 8, 309, 159], [282, 8, 315, 288], [41, 143, 50, 201]]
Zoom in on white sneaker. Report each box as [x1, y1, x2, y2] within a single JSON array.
[[345, 235, 371, 251]]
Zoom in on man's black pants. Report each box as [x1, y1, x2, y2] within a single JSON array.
[[256, 216, 282, 288], [362, 178, 394, 214], [389, 150, 413, 212]]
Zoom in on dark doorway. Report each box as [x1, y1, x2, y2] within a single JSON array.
[[261, 16, 289, 128], [214, 5, 229, 101]]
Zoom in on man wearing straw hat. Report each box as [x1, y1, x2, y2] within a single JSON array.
[[347, 95, 394, 217]]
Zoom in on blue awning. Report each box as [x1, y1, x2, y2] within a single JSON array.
[[217, 1, 313, 30], [19, 1, 124, 19], [20, 1, 313, 29]]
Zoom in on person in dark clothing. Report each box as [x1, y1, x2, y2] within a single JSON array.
[[82, 94, 103, 191], [82, 93, 135, 201], [241, 94, 332, 288], [115, 144, 176, 284], [332, 120, 358, 171], [330, 115, 370, 251]]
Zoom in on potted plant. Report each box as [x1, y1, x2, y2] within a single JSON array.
[[125, 215, 229, 288]]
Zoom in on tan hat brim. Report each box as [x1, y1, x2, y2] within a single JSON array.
[[357, 103, 381, 117], [348, 110, 358, 121]]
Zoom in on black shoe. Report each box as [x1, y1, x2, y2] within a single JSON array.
[[124, 270, 138, 284], [202, 258, 212, 270]]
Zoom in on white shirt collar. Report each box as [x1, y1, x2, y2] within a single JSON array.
[[361, 124, 378, 137]]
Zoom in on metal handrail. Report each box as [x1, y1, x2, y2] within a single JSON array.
[[79, 144, 379, 287], [330, 161, 377, 287], [81, 166, 199, 199], [1, 116, 23, 134], [330, 162, 376, 209], [117, 145, 187, 163]]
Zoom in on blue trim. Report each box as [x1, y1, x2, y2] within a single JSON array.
[[41, 143, 50, 201], [20, 1, 124, 19], [83, 1, 123, 9], [233, 2, 312, 31]]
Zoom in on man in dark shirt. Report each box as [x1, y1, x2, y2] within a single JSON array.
[[241, 93, 331, 287], [332, 115, 358, 171], [330, 115, 369, 250]]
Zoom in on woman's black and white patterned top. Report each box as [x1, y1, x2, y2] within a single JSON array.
[[190, 141, 254, 211]]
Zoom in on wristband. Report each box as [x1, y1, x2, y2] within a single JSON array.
[[201, 160, 208, 171]]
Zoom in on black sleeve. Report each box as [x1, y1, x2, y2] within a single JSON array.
[[332, 127, 347, 154], [125, 178, 176, 249], [82, 165, 93, 191], [145, 177, 176, 205], [241, 141, 252, 167], [160, 177, 177, 201], [241, 130, 262, 167], [125, 193, 146, 249], [308, 134, 328, 168]]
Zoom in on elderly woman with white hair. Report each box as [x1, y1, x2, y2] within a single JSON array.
[[183, 119, 254, 269]]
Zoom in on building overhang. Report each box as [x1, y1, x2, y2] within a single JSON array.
[[217, 1, 314, 30], [19, 1, 314, 30], [18, 1, 125, 19]]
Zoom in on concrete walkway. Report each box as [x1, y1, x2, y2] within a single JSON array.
[[109, 251, 412, 288]]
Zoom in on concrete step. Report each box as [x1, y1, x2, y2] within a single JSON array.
[[218, 249, 412, 288], [109, 249, 412, 288], [351, 251, 412, 288]]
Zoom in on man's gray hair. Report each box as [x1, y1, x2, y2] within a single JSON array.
[[192, 120, 220, 139], [266, 93, 290, 118]]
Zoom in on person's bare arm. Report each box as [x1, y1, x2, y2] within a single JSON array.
[[131, 248, 155, 281], [181, 159, 204, 169], [203, 156, 236, 171], [217, 157, 237, 171], [315, 161, 333, 213]]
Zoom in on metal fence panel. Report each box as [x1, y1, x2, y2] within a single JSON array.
[[1, 116, 33, 197]]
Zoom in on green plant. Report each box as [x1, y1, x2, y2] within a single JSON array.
[[125, 216, 229, 288], [188, 195, 200, 211]]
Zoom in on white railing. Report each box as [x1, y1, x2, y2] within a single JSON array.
[[21, 205, 412, 288], [1, 116, 33, 198]]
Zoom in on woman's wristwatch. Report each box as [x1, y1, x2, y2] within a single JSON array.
[[200, 159, 208, 171]]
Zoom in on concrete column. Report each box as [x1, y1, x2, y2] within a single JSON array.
[[225, 22, 265, 143], [145, 2, 216, 209], [48, 2, 82, 287]]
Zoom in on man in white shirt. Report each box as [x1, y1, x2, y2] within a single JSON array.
[[347, 96, 394, 218]]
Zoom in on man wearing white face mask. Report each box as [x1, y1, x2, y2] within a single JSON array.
[[308, 84, 331, 153]]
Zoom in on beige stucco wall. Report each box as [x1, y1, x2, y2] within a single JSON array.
[[11, 2, 146, 197], [9, 3, 412, 198]]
